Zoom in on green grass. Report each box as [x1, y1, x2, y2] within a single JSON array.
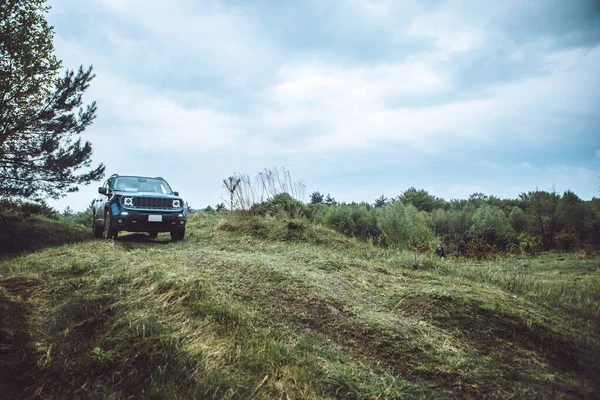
[[0, 214, 89, 256], [0, 213, 598, 399]]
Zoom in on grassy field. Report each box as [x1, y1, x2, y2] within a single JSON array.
[[0, 213, 598, 399]]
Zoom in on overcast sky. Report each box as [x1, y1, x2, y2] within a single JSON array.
[[46, 0, 600, 211]]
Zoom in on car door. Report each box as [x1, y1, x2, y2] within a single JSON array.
[[94, 179, 110, 223]]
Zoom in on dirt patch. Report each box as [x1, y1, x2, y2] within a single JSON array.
[[236, 280, 483, 398], [399, 292, 600, 397]]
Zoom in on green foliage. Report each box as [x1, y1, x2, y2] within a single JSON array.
[[250, 193, 306, 219], [509, 206, 527, 233], [0, 213, 88, 255], [304, 203, 329, 223], [0, 199, 57, 219], [518, 232, 542, 255], [377, 201, 436, 250], [324, 193, 336, 206], [373, 194, 387, 208], [556, 230, 578, 252], [309, 191, 324, 204], [323, 203, 379, 241], [470, 205, 515, 251], [0, 0, 104, 200], [558, 191, 587, 241], [397, 187, 445, 212], [520, 189, 560, 250], [431, 207, 475, 255]]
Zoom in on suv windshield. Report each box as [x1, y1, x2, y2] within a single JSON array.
[[113, 177, 173, 194]]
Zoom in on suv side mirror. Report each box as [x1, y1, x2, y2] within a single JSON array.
[[173, 191, 179, 196], [98, 187, 107, 195]]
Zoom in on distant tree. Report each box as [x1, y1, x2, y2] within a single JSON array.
[[398, 188, 444, 212], [470, 205, 514, 250], [204, 205, 214, 213], [0, 0, 105, 200], [508, 206, 527, 234], [310, 191, 324, 204], [62, 206, 74, 217], [557, 190, 587, 241], [215, 203, 226, 212], [324, 193, 335, 206], [520, 189, 560, 250], [374, 194, 387, 208]]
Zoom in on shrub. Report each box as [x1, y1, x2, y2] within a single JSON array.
[[556, 230, 578, 252], [250, 193, 306, 219], [509, 206, 527, 234], [304, 203, 329, 224], [518, 232, 542, 255], [377, 201, 436, 251], [470, 205, 516, 251], [323, 204, 379, 241]]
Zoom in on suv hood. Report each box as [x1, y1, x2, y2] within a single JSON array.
[[116, 192, 182, 200]]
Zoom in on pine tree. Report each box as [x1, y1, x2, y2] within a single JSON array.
[[309, 191, 324, 204], [0, 0, 105, 200]]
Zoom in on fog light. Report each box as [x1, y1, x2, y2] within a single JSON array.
[[121, 211, 129, 216], [179, 221, 185, 225], [178, 214, 183, 217], [117, 218, 124, 224]]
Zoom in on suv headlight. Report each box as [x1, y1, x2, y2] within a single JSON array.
[[172, 199, 181, 208], [123, 197, 133, 206]]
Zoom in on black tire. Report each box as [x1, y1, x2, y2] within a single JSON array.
[[92, 213, 103, 238], [103, 210, 118, 240], [170, 230, 185, 242], [147, 232, 158, 238]]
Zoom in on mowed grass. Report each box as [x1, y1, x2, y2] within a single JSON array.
[[0, 213, 598, 399]]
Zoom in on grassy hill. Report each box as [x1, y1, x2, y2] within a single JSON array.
[[1, 213, 599, 399]]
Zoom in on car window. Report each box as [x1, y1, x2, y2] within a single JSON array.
[[113, 177, 172, 194]]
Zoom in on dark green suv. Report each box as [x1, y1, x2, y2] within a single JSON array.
[[93, 174, 188, 241]]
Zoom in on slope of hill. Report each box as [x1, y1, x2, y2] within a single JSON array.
[[0, 214, 89, 255], [1, 214, 599, 399]]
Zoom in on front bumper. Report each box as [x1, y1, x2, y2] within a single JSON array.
[[111, 209, 186, 232]]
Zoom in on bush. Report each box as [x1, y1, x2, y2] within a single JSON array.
[[250, 193, 306, 219], [323, 204, 379, 241], [518, 232, 542, 255], [509, 206, 527, 234], [470, 205, 516, 251], [377, 201, 436, 251], [556, 230, 578, 252], [431, 208, 474, 255]]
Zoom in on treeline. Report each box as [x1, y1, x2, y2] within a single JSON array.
[[212, 187, 599, 257]]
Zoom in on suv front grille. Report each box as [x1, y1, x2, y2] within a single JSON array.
[[128, 197, 176, 210]]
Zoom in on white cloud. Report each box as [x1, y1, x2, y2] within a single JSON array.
[[90, 74, 248, 152], [406, 12, 486, 57], [93, 0, 275, 85], [520, 161, 533, 168]]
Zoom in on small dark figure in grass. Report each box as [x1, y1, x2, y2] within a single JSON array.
[[435, 243, 445, 258]]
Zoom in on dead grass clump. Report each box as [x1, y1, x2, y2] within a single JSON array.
[[215, 219, 238, 231]]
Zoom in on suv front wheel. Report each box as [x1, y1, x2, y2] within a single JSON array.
[[170, 230, 185, 241], [92, 213, 103, 238], [103, 210, 118, 240]]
